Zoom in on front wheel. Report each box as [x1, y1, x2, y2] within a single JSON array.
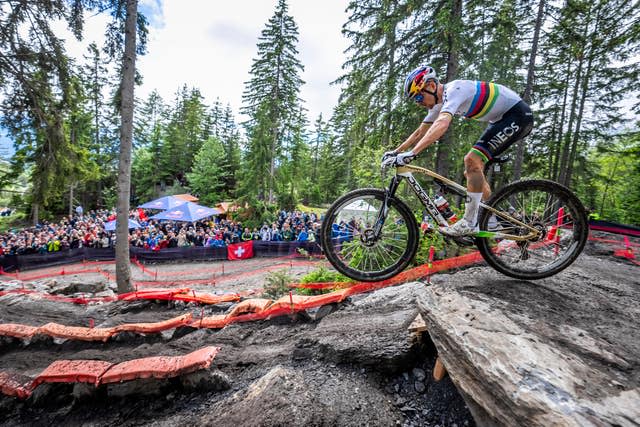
[[321, 188, 419, 282], [476, 179, 588, 280]]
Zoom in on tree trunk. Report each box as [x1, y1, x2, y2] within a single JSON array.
[[31, 202, 39, 226], [558, 6, 591, 187], [68, 183, 74, 217], [565, 7, 600, 188], [436, 0, 462, 177], [115, 0, 137, 294], [382, 1, 396, 148], [551, 62, 571, 181], [557, 54, 584, 186], [513, 0, 545, 180]]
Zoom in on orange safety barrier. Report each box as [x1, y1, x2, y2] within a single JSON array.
[[0, 250, 485, 342], [112, 313, 193, 334], [117, 288, 192, 301], [32, 360, 114, 387], [0, 314, 195, 342], [99, 346, 220, 384], [39, 323, 115, 342], [0, 287, 243, 307], [190, 314, 228, 329], [227, 298, 273, 317], [0, 323, 40, 339], [0, 371, 34, 399], [0, 346, 221, 399]]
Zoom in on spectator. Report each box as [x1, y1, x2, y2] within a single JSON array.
[[251, 227, 261, 240], [296, 227, 309, 242], [271, 223, 282, 241], [282, 223, 294, 241], [167, 231, 178, 248], [241, 227, 252, 241], [260, 223, 272, 241], [177, 230, 190, 247]]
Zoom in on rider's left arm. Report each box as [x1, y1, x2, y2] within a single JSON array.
[[410, 113, 452, 155]]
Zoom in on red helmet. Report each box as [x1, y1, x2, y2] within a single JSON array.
[[404, 65, 438, 100]]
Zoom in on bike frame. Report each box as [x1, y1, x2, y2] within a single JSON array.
[[375, 164, 542, 242]]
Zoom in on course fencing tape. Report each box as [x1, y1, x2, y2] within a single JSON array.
[[0, 346, 220, 399]]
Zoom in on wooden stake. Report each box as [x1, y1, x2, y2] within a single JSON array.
[[408, 314, 428, 333], [433, 357, 447, 381]]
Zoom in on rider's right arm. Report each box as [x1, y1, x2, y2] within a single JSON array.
[[394, 122, 431, 152]]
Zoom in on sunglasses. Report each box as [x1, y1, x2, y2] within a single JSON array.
[[413, 92, 425, 103]]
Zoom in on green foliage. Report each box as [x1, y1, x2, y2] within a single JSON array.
[[262, 270, 294, 299], [159, 86, 211, 187], [234, 197, 278, 229], [579, 132, 640, 225], [186, 137, 229, 206], [1, 0, 639, 231], [0, 211, 28, 233], [296, 266, 353, 296], [300, 266, 353, 284], [240, 0, 306, 202]]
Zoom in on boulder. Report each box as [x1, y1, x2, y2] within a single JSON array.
[[417, 255, 640, 426]]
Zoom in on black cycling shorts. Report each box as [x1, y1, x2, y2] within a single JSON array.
[[471, 100, 533, 162]]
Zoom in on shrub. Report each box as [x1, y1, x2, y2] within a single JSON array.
[[262, 270, 293, 299], [296, 266, 353, 296]]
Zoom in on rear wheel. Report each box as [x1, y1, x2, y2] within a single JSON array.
[[476, 179, 588, 280], [321, 188, 419, 282]]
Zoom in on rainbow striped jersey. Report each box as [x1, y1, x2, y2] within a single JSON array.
[[423, 80, 521, 124]]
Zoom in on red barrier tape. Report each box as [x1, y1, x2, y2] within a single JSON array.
[[0, 346, 220, 399], [99, 346, 220, 384], [0, 314, 194, 343], [0, 371, 33, 399], [32, 360, 114, 387]]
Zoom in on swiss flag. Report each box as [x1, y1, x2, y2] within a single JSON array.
[[227, 241, 254, 260]]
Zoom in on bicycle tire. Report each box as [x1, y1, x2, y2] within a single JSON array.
[[321, 188, 419, 282], [476, 179, 588, 280]]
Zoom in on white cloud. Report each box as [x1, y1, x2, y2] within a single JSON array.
[[135, 0, 349, 123], [55, 0, 349, 126]]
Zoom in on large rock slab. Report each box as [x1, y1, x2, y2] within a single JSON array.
[[417, 254, 640, 426]]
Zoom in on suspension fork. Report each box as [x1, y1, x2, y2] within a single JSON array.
[[371, 175, 402, 239]]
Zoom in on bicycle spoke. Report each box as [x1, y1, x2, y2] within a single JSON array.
[[479, 181, 587, 279]]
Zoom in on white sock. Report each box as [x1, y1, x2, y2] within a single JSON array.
[[463, 192, 483, 227]]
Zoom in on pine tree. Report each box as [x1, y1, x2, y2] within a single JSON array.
[[132, 90, 168, 198], [240, 0, 305, 202], [537, 0, 640, 189], [81, 42, 117, 208], [186, 137, 229, 205], [218, 104, 241, 199], [333, 0, 407, 184], [160, 86, 211, 187], [0, 1, 87, 223]]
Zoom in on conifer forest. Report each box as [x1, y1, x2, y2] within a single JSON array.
[[0, 0, 638, 225]]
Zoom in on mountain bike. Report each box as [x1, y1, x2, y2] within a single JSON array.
[[320, 162, 588, 281]]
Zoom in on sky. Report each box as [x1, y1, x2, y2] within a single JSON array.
[[77, 0, 350, 124]]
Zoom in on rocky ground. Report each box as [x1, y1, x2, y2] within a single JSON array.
[[0, 233, 637, 426]]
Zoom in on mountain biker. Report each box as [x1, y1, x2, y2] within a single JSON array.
[[382, 65, 534, 236]]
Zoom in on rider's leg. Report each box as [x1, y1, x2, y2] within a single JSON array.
[[440, 151, 487, 236], [462, 151, 487, 227]]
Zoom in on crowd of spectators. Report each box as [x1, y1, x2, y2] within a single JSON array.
[[0, 207, 323, 256]]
